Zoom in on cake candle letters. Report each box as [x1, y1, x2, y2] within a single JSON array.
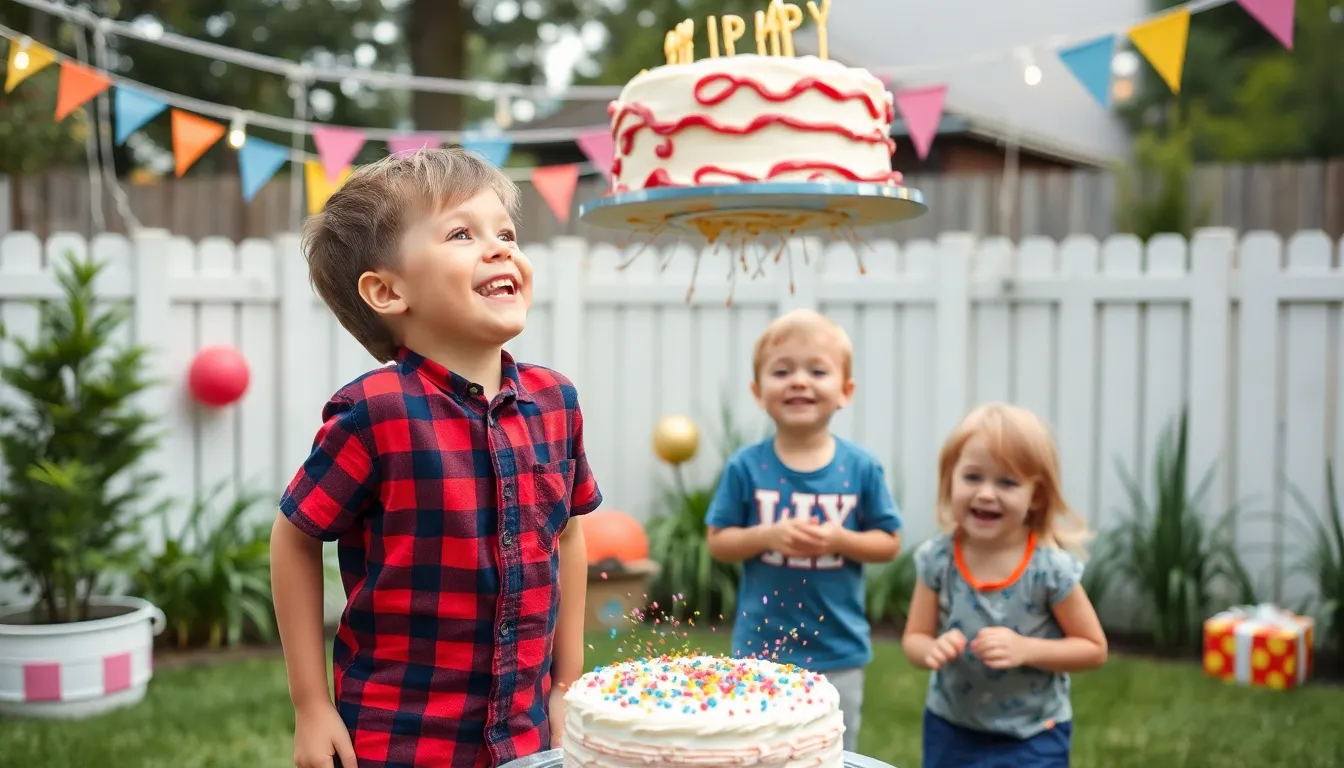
[[776, 1, 804, 57], [806, 0, 831, 60], [678, 18, 695, 62], [721, 14, 746, 56], [707, 15, 720, 57]]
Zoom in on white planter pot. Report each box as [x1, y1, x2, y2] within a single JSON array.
[[0, 595, 166, 719]]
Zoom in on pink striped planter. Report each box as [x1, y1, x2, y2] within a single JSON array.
[[0, 595, 166, 719]]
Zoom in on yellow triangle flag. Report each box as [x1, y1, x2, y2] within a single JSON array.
[[305, 159, 352, 215], [1128, 8, 1191, 94], [6, 40, 57, 93]]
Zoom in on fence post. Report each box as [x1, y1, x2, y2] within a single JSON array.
[[548, 236, 587, 391], [275, 232, 315, 471], [130, 228, 174, 552], [934, 232, 974, 441], [1187, 228, 1233, 519]]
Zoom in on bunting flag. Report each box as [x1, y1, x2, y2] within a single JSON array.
[[312, 126, 367, 183], [1128, 8, 1191, 94], [531, 164, 580, 224], [54, 61, 112, 122], [1057, 35, 1116, 109], [237, 137, 292, 202], [462, 136, 513, 168], [893, 84, 947, 161], [305, 159, 352, 214], [5, 40, 56, 93], [387, 132, 440, 156], [1237, 0, 1295, 49], [171, 109, 226, 177], [113, 86, 168, 144], [574, 127, 615, 179]]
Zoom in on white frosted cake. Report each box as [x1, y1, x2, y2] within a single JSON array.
[[608, 53, 899, 193], [562, 654, 844, 768]]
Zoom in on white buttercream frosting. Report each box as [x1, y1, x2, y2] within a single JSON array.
[[608, 54, 899, 192], [563, 655, 844, 768]]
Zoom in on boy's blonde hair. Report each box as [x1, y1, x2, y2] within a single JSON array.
[[300, 147, 520, 363], [751, 309, 854, 381], [936, 402, 1093, 558]]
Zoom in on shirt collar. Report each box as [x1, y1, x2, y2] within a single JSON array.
[[396, 347, 533, 404]]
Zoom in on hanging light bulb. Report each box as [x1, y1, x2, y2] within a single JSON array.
[[227, 113, 248, 149], [13, 49, 30, 71], [1016, 47, 1042, 86]]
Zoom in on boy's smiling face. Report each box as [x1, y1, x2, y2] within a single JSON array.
[[363, 188, 533, 350]]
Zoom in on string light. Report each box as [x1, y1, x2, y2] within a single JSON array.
[[227, 113, 248, 149], [1017, 47, 1042, 86]]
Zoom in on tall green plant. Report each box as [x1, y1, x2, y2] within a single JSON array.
[[645, 398, 754, 622], [1113, 110, 1212, 242], [0, 252, 163, 624], [130, 483, 276, 650], [865, 548, 917, 629], [1088, 408, 1255, 653], [1285, 461, 1343, 667]]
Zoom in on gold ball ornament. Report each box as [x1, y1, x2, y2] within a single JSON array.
[[652, 415, 700, 464]]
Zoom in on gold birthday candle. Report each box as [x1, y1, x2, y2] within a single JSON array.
[[708, 15, 720, 57], [777, 2, 804, 57], [806, 0, 830, 60], [722, 14, 746, 55], [665, 28, 681, 64], [678, 18, 695, 62]]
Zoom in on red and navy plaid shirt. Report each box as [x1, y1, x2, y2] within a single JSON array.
[[280, 347, 602, 768]]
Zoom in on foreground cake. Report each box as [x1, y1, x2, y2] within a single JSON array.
[[562, 654, 844, 767], [608, 53, 900, 193]]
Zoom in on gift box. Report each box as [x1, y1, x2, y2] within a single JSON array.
[[1202, 604, 1315, 690]]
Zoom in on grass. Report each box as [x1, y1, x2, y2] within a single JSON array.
[[2, 628, 1343, 767]]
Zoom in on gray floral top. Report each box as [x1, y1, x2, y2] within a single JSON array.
[[914, 533, 1084, 739]]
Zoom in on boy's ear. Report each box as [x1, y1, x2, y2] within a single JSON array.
[[358, 270, 409, 316], [750, 379, 763, 404]]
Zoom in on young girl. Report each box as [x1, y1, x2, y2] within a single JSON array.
[[903, 402, 1107, 767]]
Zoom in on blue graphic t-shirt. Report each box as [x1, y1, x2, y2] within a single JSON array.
[[914, 533, 1085, 739], [704, 436, 903, 671]]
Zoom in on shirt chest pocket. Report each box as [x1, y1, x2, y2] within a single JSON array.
[[524, 459, 575, 552]]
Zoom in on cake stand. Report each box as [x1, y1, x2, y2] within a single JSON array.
[[499, 749, 899, 768], [577, 181, 929, 302]]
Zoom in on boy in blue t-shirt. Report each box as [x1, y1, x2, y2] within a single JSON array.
[[705, 309, 903, 753]]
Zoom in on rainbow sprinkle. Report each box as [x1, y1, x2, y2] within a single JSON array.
[[576, 654, 828, 716]]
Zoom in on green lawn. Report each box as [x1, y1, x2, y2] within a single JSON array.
[[2, 628, 1342, 767]]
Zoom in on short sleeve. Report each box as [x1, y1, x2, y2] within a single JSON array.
[[704, 451, 750, 529], [1038, 545, 1086, 606], [858, 460, 903, 533], [568, 402, 603, 516], [279, 397, 378, 542], [914, 536, 953, 593]]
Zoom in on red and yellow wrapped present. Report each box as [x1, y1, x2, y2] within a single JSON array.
[[1203, 604, 1315, 690]]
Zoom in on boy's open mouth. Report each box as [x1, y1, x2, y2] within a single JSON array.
[[475, 276, 519, 298], [783, 396, 816, 406], [969, 507, 1003, 523]]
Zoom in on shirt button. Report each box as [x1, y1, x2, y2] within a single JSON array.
[[468, 383, 482, 396], [500, 530, 514, 547], [499, 620, 514, 638], [503, 484, 514, 500]]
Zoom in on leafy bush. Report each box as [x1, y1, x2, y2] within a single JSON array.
[[1285, 461, 1343, 670], [865, 547, 917, 630], [0, 252, 163, 624], [1087, 408, 1255, 653]]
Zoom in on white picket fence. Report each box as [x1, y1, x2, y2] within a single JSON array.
[[0, 228, 1342, 618]]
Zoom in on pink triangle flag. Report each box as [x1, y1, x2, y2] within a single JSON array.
[[893, 85, 948, 161], [312, 126, 368, 182], [574, 127, 615, 179], [387, 132, 441, 156], [1236, 0, 1295, 49]]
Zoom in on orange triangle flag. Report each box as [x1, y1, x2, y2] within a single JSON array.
[[531, 164, 580, 224], [171, 109, 226, 177], [1128, 8, 1191, 94], [6, 41, 57, 93], [55, 61, 112, 121]]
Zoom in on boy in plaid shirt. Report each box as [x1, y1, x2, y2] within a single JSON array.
[[270, 148, 602, 768]]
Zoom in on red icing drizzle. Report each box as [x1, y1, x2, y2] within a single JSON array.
[[689, 162, 901, 187], [609, 68, 899, 188]]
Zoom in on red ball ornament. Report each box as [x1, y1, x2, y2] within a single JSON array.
[[187, 345, 251, 407]]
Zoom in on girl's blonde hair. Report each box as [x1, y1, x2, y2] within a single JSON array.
[[935, 402, 1093, 558]]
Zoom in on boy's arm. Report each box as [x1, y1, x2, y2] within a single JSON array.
[[706, 524, 776, 562], [552, 518, 587, 692], [703, 458, 771, 563], [270, 514, 335, 711], [832, 458, 903, 563], [832, 528, 902, 563]]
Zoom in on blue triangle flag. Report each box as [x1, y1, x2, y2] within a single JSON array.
[[237, 137, 292, 202], [1057, 35, 1116, 109], [113, 87, 169, 144], [462, 137, 513, 168]]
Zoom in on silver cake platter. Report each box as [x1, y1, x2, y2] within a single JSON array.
[[577, 181, 928, 239], [500, 749, 897, 768]]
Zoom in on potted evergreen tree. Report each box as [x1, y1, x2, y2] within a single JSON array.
[[0, 251, 168, 718]]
